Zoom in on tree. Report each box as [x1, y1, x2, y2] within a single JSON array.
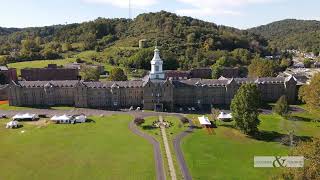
[[134, 117, 145, 126], [211, 64, 222, 79], [248, 58, 279, 77], [280, 58, 292, 69], [280, 138, 320, 180], [299, 73, 320, 113], [62, 43, 72, 52], [303, 58, 312, 68], [273, 95, 289, 116], [128, 48, 153, 70], [108, 67, 127, 81], [230, 84, 261, 135], [80, 66, 100, 81]]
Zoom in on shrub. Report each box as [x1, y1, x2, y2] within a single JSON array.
[[134, 118, 145, 126], [180, 117, 189, 124]]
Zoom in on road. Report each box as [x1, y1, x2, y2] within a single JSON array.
[[0, 108, 184, 118], [173, 117, 194, 180], [129, 120, 166, 180]]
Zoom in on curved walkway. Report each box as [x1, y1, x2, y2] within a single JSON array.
[[128, 121, 166, 180], [173, 118, 194, 180]]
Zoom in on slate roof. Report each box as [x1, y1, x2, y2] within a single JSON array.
[[14, 76, 294, 89], [16, 81, 79, 88], [15, 80, 144, 88]]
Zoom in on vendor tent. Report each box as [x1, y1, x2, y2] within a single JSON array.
[[6, 121, 20, 129], [198, 116, 211, 125], [73, 115, 87, 123], [12, 113, 37, 121], [50, 114, 72, 124], [217, 112, 232, 121], [51, 114, 87, 124]]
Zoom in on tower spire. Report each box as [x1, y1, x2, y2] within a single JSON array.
[[149, 46, 165, 80]]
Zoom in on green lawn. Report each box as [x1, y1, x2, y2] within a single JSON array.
[[0, 115, 155, 180], [7, 58, 76, 75], [182, 111, 320, 180], [140, 116, 188, 180]]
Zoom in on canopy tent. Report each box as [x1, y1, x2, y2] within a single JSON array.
[[12, 113, 37, 121], [6, 120, 20, 129], [198, 116, 211, 125], [50, 114, 72, 124], [217, 112, 232, 120], [74, 115, 87, 123], [50, 114, 87, 124]]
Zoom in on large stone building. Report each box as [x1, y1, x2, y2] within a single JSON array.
[[8, 47, 298, 111], [21, 64, 79, 81]]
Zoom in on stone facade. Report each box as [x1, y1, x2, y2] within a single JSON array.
[[8, 76, 297, 111], [21, 64, 79, 81]]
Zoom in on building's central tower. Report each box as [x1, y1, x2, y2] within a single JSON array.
[[149, 47, 165, 80]]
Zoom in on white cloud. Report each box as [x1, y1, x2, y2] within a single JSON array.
[[83, 0, 158, 8], [176, 0, 279, 16]]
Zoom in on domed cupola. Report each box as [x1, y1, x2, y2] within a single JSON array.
[[149, 46, 165, 80]]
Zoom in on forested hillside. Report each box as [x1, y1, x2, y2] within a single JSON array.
[[249, 19, 320, 53], [0, 11, 269, 70]]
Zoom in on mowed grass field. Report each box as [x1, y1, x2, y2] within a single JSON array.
[[7, 58, 75, 75], [0, 114, 155, 180], [182, 111, 320, 180]]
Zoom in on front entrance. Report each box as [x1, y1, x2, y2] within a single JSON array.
[[154, 103, 163, 112]]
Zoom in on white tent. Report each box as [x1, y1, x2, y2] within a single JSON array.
[[6, 121, 20, 129], [198, 116, 211, 125], [217, 112, 232, 120], [50, 114, 72, 124], [12, 113, 37, 121], [51, 114, 87, 124], [74, 115, 87, 123]]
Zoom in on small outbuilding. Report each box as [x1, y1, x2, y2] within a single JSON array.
[[6, 120, 20, 129], [12, 113, 38, 121]]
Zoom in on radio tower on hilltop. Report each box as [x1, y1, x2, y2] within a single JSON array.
[[129, 0, 132, 19]]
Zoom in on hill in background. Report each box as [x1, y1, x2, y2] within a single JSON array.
[[249, 19, 320, 53], [0, 11, 268, 70]]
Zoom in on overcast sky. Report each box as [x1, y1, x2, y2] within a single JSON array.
[[0, 0, 319, 29]]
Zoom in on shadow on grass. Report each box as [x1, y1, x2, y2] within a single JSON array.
[[86, 119, 96, 123], [141, 125, 157, 130], [252, 130, 313, 146], [288, 115, 315, 122]]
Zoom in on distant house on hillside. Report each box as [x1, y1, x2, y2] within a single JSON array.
[[293, 62, 305, 68]]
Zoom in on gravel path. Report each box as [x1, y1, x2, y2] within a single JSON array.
[[159, 116, 177, 180], [173, 118, 194, 180], [128, 120, 166, 180]]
